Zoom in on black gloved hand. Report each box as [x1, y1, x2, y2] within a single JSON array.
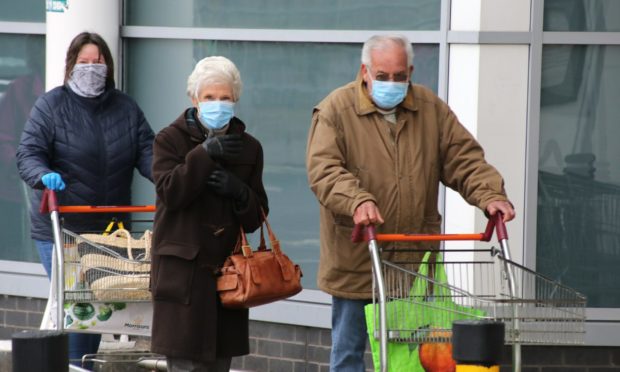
[[206, 166, 249, 204], [202, 134, 242, 161]]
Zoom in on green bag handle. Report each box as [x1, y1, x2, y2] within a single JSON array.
[[411, 251, 451, 299]]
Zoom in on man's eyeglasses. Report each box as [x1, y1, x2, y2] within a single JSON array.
[[370, 69, 409, 83]]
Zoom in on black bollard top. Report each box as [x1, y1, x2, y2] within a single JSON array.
[[12, 330, 68, 372], [452, 320, 504, 366], [12, 330, 65, 339]]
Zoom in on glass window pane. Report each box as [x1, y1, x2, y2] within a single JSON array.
[[126, 0, 440, 30], [0, 34, 45, 262], [538, 45, 620, 307], [0, 0, 45, 22], [126, 39, 438, 289], [544, 0, 620, 32]]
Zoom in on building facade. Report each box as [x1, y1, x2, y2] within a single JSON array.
[[1, 0, 619, 370]]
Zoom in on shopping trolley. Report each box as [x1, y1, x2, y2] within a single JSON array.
[[39, 189, 160, 368], [352, 213, 587, 372]]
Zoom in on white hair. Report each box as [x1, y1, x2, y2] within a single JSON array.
[[361, 35, 414, 70], [186, 56, 242, 101]]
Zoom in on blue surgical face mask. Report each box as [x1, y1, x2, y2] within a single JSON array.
[[198, 100, 235, 130], [370, 80, 408, 109]]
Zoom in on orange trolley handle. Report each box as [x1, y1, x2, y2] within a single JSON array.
[[39, 188, 156, 214], [351, 213, 507, 243]]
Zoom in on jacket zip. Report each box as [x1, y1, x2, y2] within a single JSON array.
[[94, 110, 107, 204]]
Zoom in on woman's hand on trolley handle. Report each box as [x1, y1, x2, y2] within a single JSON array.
[[353, 200, 385, 226], [41, 172, 66, 191], [485, 200, 515, 222]]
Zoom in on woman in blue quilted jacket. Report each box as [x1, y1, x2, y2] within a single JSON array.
[[16, 32, 154, 368]]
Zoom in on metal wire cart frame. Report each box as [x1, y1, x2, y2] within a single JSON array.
[[40, 189, 160, 368], [352, 214, 586, 372]]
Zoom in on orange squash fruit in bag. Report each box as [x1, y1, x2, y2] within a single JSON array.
[[419, 330, 456, 372]]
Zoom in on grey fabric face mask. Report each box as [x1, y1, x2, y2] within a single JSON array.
[[67, 63, 108, 98]]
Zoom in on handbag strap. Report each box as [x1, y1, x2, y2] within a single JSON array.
[[257, 224, 267, 251], [261, 208, 282, 254], [236, 227, 253, 257], [235, 207, 281, 257]]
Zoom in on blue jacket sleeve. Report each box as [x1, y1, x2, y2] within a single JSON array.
[[135, 107, 155, 182], [15, 95, 55, 189]]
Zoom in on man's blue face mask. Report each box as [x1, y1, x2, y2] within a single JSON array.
[[198, 100, 235, 130], [367, 68, 409, 109], [370, 80, 408, 109]]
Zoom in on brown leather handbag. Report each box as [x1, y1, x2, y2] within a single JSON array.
[[216, 212, 303, 308]]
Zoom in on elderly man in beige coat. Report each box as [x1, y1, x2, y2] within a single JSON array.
[[306, 34, 515, 371]]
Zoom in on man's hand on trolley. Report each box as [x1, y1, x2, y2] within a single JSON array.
[[353, 201, 385, 226], [486, 200, 515, 222]]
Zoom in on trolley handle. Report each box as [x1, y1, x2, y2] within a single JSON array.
[[493, 212, 508, 241], [351, 223, 377, 243], [39, 188, 59, 214], [351, 212, 507, 243], [39, 189, 156, 214]]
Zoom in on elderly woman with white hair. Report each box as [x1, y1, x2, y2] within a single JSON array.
[[150, 56, 268, 371]]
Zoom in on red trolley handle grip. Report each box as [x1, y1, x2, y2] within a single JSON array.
[[39, 188, 59, 214], [351, 223, 377, 243], [493, 212, 509, 241]]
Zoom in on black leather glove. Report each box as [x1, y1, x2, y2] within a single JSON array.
[[202, 134, 242, 161], [206, 166, 249, 204]]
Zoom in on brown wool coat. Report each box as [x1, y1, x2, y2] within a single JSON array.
[[150, 109, 268, 363], [306, 73, 510, 300]]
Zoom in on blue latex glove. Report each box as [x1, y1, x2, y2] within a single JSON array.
[[41, 172, 66, 191]]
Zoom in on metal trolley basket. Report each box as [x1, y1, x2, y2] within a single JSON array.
[[352, 214, 586, 372], [40, 189, 161, 369]]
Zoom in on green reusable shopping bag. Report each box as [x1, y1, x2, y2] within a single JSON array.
[[365, 251, 486, 371], [365, 303, 424, 372]]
